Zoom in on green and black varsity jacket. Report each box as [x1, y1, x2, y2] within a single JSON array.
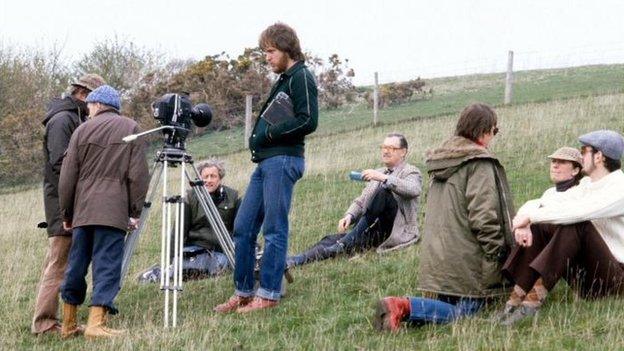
[[249, 61, 318, 163]]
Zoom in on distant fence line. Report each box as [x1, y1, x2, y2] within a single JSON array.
[[242, 50, 518, 148]]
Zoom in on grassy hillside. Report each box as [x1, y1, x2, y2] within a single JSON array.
[[187, 64, 624, 158], [3, 92, 624, 350]]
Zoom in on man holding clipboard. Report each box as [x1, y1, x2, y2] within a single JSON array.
[[214, 22, 318, 313]]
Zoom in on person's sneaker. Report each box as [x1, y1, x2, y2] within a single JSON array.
[[500, 304, 539, 326], [213, 295, 253, 313], [236, 297, 279, 313], [136, 264, 161, 284], [373, 297, 411, 332]]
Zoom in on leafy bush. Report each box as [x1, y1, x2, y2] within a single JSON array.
[[365, 78, 431, 108]]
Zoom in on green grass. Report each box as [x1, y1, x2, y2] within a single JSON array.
[[187, 64, 624, 158], [4, 92, 624, 349]]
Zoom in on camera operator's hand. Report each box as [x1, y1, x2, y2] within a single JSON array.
[[63, 221, 72, 231], [362, 169, 388, 183], [337, 215, 352, 233], [128, 217, 140, 231]]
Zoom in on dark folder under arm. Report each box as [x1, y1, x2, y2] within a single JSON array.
[[260, 92, 295, 126]]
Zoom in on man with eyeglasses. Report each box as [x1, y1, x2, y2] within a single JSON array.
[[375, 103, 515, 331], [286, 132, 422, 268]]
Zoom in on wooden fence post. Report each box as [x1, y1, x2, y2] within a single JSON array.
[[373, 72, 379, 126], [504, 50, 514, 105], [244, 95, 253, 149]]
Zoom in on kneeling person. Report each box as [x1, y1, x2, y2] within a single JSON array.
[[287, 133, 422, 267], [138, 159, 240, 282]]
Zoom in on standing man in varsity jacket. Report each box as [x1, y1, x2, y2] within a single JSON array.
[[214, 22, 318, 313]]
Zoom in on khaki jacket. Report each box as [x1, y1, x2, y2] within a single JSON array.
[[59, 109, 149, 232], [345, 162, 422, 253], [417, 136, 515, 298]]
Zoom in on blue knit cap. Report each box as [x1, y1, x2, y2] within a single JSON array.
[[86, 85, 121, 110]]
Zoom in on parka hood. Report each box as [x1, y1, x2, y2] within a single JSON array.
[[425, 136, 498, 180], [42, 96, 88, 126]]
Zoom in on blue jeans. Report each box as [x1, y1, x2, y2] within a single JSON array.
[[407, 295, 485, 324], [182, 245, 230, 276], [233, 155, 305, 300], [61, 226, 125, 314]]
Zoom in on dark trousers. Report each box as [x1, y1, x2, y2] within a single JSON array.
[[502, 222, 624, 298], [289, 187, 398, 265], [61, 226, 125, 314]]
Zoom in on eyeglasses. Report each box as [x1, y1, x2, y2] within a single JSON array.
[[493, 126, 499, 136], [380, 145, 403, 152], [580, 146, 595, 156]]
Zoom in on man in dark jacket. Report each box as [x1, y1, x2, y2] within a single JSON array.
[[59, 85, 149, 339], [214, 22, 318, 313], [32, 73, 105, 335], [137, 159, 240, 282], [374, 103, 515, 332]]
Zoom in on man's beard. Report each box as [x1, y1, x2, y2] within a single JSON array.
[[273, 54, 290, 73]]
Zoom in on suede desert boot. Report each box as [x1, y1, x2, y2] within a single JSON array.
[[84, 306, 126, 339], [61, 303, 81, 339], [374, 297, 410, 332]]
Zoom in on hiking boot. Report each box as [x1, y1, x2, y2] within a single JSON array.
[[373, 297, 410, 332], [236, 297, 279, 313], [500, 304, 539, 326], [84, 306, 126, 339], [213, 295, 253, 313]]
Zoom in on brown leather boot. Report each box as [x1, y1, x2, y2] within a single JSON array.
[[84, 306, 126, 339], [61, 303, 81, 339], [373, 297, 411, 332], [213, 295, 253, 313]]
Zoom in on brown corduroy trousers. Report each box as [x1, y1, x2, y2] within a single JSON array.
[[31, 236, 72, 334], [502, 221, 624, 299]]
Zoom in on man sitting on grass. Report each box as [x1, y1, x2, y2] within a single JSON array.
[[374, 103, 515, 332], [137, 159, 240, 283], [286, 133, 422, 268], [497, 130, 624, 325]]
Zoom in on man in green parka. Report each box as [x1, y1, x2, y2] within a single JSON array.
[[374, 103, 515, 332], [138, 159, 240, 282]]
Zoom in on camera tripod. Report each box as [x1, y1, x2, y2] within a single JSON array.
[[119, 144, 235, 328]]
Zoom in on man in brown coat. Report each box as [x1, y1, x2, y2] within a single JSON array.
[[58, 85, 149, 339], [33, 73, 105, 335]]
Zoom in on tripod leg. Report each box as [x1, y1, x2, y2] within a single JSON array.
[[120, 160, 163, 287], [162, 160, 171, 328], [172, 162, 186, 327]]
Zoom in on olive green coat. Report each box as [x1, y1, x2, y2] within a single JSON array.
[[417, 136, 515, 298], [183, 185, 240, 251]]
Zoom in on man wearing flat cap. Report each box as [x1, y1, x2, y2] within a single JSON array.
[[500, 130, 624, 325], [33, 73, 106, 335], [58, 85, 149, 339]]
